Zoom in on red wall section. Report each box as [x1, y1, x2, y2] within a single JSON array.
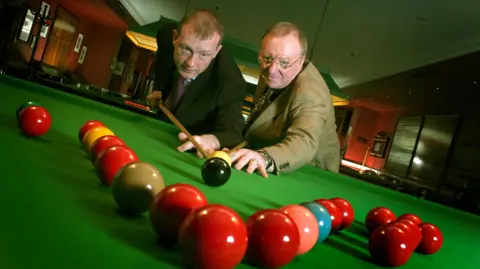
[[74, 23, 123, 87], [344, 107, 399, 170], [344, 107, 379, 164], [16, 0, 126, 88]]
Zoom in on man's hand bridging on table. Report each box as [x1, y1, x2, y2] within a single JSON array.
[[229, 149, 269, 178], [177, 132, 220, 159]]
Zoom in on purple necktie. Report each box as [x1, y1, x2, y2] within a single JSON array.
[[165, 77, 186, 112]]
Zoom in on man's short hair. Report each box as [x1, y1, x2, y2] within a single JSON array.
[[179, 9, 224, 45], [261, 22, 308, 56]]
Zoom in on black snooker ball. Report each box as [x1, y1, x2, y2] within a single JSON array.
[[201, 157, 231, 187]]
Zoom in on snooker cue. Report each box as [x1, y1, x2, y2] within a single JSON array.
[[229, 140, 248, 155], [157, 103, 210, 159]]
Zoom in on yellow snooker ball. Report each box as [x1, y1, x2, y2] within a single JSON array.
[[82, 126, 114, 152], [209, 151, 232, 166]]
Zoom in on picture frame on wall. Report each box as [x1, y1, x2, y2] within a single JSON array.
[[369, 131, 391, 158], [30, 36, 37, 48], [40, 25, 49, 38], [19, 9, 35, 42], [78, 45, 88, 64], [74, 33, 84, 53], [40, 1, 51, 17]]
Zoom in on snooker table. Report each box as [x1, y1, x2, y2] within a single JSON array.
[[1, 73, 480, 269]]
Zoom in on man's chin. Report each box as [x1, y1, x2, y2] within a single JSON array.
[[179, 69, 197, 79], [264, 78, 282, 89]]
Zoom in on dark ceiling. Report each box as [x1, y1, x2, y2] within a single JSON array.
[[341, 50, 480, 115]]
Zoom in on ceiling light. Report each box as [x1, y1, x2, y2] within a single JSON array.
[[242, 74, 258, 85], [126, 31, 157, 52]]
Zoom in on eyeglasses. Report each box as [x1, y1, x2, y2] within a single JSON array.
[[258, 55, 303, 69]]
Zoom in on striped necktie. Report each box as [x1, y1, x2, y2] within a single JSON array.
[[244, 87, 275, 130]]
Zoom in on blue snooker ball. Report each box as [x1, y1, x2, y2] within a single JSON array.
[[300, 201, 332, 243]]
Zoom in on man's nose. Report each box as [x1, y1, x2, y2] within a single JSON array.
[[185, 54, 197, 67], [268, 61, 279, 73]]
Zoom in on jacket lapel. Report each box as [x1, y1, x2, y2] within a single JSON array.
[[174, 68, 212, 117], [246, 81, 293, 133]]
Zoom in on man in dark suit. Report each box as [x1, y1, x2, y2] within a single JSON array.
[[147, 9, 247, 158]]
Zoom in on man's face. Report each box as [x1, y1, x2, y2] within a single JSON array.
[[172, 24, 222, 79], [258, 33, 305, 89]]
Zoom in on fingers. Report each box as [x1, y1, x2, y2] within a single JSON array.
[[196, 148, 214, 159], [177, 134, 210, 159], [178, 132, 188, 141], [205, 148, 215, 157], [233, 154, 251, 171], [231, 149, 246, 162], [246, 159, 257, 174], [146, 98, 154, 107], [230, 149, 247, 163], [230, 150, 269, 178], [257, 164, 269, 178], [146, 91, 162, 106], [177, 140, 194, 152]]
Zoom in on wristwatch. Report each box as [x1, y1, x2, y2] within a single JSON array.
[[257, 149, 273, 169]]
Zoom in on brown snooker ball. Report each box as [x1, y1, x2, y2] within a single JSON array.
[[111, 161, 165, 214]]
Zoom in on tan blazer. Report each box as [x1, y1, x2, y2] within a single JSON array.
[[245, 62, 340, 174]]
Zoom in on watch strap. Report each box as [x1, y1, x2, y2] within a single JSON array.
[[258, 150, 273, 168]]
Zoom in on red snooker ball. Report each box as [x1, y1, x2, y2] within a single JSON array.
[[365, 207, 396, 233], [95, 145, 138, 186], [396, 219, 422, 249], [149, 183, 208, 246], [78, 120, 105, 143], [90, 135, 125, 164], [178, 204, 248, 269], [330, 197, 355, 230], [397, 213, 422, 225], [388, 221, 420, 252], [314, 198, 343, 231], [416, 223, 443, 255], [245, 209, 300, 268], [19, 106, 51, 137], [369, 224, 413, 267]]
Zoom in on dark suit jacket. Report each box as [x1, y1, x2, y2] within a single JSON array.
[[153, 22, 247, 148]]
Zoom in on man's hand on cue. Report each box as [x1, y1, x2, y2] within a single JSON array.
[[146, 91, 162, 107], [177, 133, 220, 159]]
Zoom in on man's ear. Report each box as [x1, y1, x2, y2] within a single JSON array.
[[172, 29, 178, 44], [300, 55, 306, 65], [214, 44, 222, 58]]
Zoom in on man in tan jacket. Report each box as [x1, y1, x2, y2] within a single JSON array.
[[230, 22, 340, 177]]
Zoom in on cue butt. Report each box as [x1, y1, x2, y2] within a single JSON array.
[[229, 141, 248, 155], [158, 103, 210, 159]]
